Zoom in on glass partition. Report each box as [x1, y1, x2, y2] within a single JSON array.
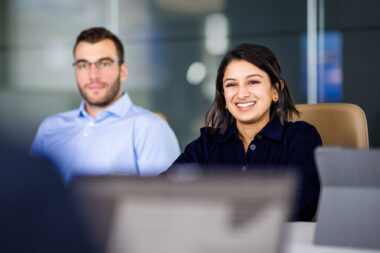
[[10, 1, 378, 151]]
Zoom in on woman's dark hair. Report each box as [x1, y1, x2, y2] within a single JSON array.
[[73, 27, 124, 64], [205, 43, 299, 134]]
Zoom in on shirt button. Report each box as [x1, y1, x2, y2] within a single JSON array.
[[250, 144, 256, 151], [242, 166, 247, 172], [257, 134, 262, 140], [84, 132, 88, 137], [89, 122, 94, 126]]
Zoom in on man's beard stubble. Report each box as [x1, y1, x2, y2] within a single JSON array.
[[78, 74, 121, 107]]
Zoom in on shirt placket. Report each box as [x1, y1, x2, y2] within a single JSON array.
[[82, 119, 95, 144], [236, 138, 249, 172], [245, 133, 263, 171]]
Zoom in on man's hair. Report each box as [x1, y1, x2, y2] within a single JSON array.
[[73, 27, 124, 64], [206, 43, 299, 135]]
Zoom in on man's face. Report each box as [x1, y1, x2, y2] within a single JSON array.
[[74, 39, 127, 107]]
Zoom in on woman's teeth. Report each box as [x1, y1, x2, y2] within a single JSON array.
[[237, 102, 255, 108]]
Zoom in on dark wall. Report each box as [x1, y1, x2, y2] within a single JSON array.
[[326, 0, 380, 146], [0, 1, 9, 88]]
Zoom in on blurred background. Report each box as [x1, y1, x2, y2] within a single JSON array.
[[0, 0, 379, 152]]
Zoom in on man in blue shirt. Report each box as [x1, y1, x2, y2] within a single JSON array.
[[31, 27, 180, 182]]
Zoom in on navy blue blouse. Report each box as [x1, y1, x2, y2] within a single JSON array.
[[171, 120, 322, 221]]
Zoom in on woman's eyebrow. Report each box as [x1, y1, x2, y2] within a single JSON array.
[[223, 78, 236, 84], [246, 74, 264, 79], [223, 73, 264, 83]]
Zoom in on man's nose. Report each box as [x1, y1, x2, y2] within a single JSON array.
[[89, 63, 100, 79]]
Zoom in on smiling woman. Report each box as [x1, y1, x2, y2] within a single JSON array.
[[169, 43, 322, 221], [222, 60, 278, 151]]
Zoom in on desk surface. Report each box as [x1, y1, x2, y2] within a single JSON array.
[[284, 222, 380, 253]]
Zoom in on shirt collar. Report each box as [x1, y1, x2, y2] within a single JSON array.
[[218, 119, 284, 142], [78, 93, 132, 119], [78, 101, 87, 118], [217, 123, 239, 142], [260, 119, 284, 141]]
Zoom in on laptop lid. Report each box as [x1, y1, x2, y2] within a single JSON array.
[[314, 147, 380, 250], [70, 168, 294, 253]]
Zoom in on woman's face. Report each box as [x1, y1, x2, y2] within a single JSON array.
[[222, 59, 278, 128]]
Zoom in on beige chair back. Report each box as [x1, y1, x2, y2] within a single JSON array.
[[155, 112, 167, 121], [292, 103, 369, 148]]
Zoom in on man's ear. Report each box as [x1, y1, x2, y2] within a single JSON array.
[[120, 63, 128, 82]]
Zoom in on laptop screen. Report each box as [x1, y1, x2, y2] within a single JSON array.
[[70, 169, 294, 253], [314, 147, 380, 250]]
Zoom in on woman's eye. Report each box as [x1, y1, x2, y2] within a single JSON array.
[[249, 80, 259, 85], [225, 83, 236, 88]]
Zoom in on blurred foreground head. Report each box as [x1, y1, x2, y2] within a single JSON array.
[[0, 138, 94, 253]]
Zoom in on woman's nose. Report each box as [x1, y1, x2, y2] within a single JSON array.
[[237, 85, 250, 98]]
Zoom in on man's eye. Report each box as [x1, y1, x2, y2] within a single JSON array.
[[77, 62, 89, 69], [100, 60, 112, 67]]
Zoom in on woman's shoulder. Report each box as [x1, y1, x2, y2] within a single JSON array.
[[183, 127, 217, 149], [173, 127, 225, 165], [199, 126, 231, 140], [283, 120, 322, 144], [198, 127, 217, 143], [186, 126, 233, 149], [285, 120, 318, 132]]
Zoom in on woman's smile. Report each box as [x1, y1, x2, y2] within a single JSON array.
[[236, 101, 256, 110]]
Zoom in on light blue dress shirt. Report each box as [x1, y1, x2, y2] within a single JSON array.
[[31, 93, 180, 182]]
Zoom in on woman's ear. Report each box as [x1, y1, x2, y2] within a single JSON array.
[[276, 80, 284, 90], [273, 90, 279, 103], [273, 80, 283, 103]]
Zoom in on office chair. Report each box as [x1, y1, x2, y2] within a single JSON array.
[[155, 112, 167, 121], [293, 103, 369, 222], [292, 103, 369, 148]]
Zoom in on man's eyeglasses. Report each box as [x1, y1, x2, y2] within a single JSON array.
[[72, 57, 120, 71]]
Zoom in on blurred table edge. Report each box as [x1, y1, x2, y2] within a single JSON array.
[[283, 222, 380, 253]]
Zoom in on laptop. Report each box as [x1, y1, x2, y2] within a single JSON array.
[[314, 147, 380, 250], [70, 167, 294, 253]]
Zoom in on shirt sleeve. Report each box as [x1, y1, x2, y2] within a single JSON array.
[[286, 121, 322, 221], [30, 120, 47, 157], [133, 114, 180, 176]]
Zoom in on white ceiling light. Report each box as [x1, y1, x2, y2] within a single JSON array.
[[186, 62, 206, 85], [205, 13, 228, 55], [156, 0, 224, 14]]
